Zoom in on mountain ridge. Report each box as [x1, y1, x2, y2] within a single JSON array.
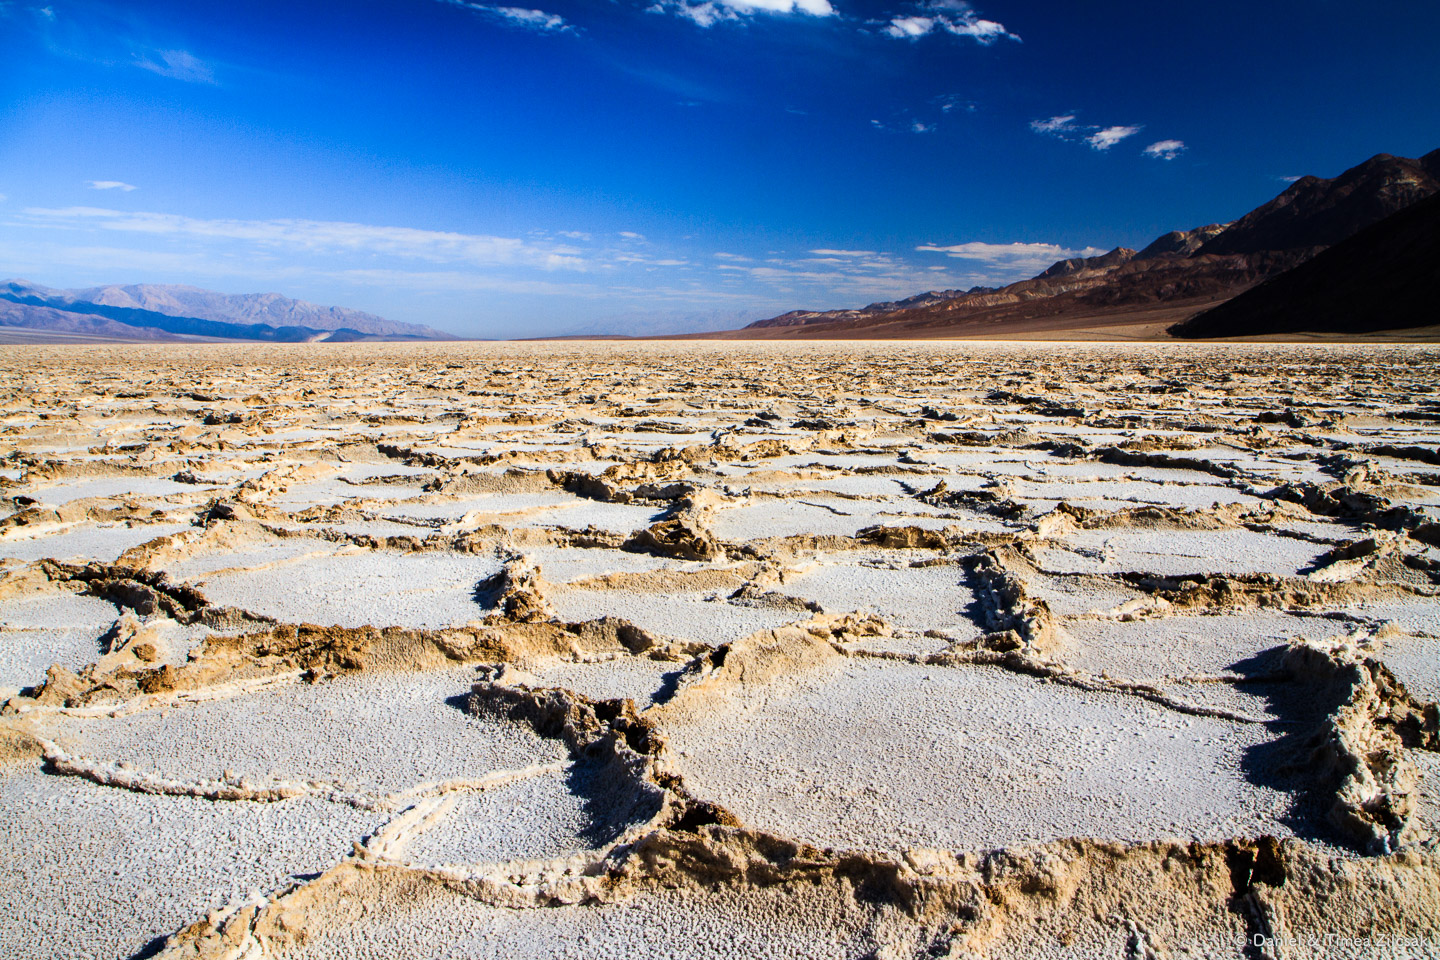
[[1170, 189, 1440, 338], [0, 281, 454, 342], [733, 149, 1440, 339]]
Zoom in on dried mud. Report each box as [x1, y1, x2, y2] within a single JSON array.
[[1, 341, 1438, 959]]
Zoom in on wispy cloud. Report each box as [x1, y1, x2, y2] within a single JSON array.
[[869, 114, 936, 134], [882, 2, 1017, 43], [433, 1, 575, 33], [1086, 125, 1140, 151], [1142, 139, 1185, 161], [712, 238, 1086, 301], [647, 0, 835, 28], [915, 240, 1106, 275], [132, 48, 215, 83], [935, 95, 977, 114], [1030, 115, 1078, 136], [86, 180, 137, 192], [0, 2, 53, 21], [1032, 113, 1147, 153], [18, 206, 590, 270]]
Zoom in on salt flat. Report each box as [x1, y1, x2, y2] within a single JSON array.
[[0, 341, 1437, 959]]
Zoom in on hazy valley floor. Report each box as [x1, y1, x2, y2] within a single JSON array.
[[1, 341, 1438, 959]]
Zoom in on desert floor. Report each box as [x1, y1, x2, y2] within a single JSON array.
[[1, 341, 1437, 959]]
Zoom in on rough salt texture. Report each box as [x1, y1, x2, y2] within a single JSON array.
[[0, 342, 1436, 959], [0, 591, 118, 691], [0, 764, 383, 960], [663, 658, 1297, 852], [39, 666, 565, 796]]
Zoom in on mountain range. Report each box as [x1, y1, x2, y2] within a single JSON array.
[[720, 148, 1440, 340], [0, 281, 453, 342], [5, 148, 1435, 344]]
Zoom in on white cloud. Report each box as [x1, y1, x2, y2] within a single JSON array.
[[19, 206, 590, 270], [728, 0, 833, 11], [619, 231, 646, 240], [86, 180, 138, 192], [1086, 125, 1141, 151], [433, 1, 574, 32], [911, 120, 933, 133], [0, 194, 7, 203], [1030, 114, 1078, 136], [1032, 115, 1142, 152], [884, 15, 934, 37], [883, 2, 1017, 43], [942, 16, 1010, 41], [809, 249, 876, 257], [133, 48, 215, 83], [1142, 139, 1185, 161], [492, 6, 570, 31], [915, 240, 1107, 275], [647, 0, 834, 28], [916, 241, 1102, 262], [432, 0, 573, 31]]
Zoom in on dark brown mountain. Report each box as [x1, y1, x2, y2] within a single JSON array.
[[1195, 150, 1440, 256], [729, 149, 1440, 340], [1170, 190, 1440, 339], [1134, 223, 1230, 259], [1034, 246, 1137, 279]]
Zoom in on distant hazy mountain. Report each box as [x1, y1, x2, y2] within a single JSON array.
[[731, 148, 1440, 339], [0, 298, 180, 340], [0, 280, 454, 342]]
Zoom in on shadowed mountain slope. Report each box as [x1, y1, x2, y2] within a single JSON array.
[[1170, 190, 1440, 338]]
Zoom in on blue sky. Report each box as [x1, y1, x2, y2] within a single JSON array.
[[2, 0, 1437, 337]]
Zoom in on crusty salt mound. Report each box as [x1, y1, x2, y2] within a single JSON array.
[[1, 341, 1437, 959]]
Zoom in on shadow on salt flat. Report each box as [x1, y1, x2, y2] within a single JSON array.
[[402, 758, 662, 869]]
